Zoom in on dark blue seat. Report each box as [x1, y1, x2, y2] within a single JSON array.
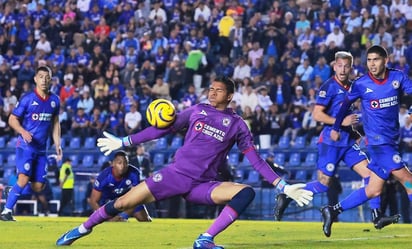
[[292, 136, 306, 149], [82, 155, 95, 167], [274, 153, 286, 166], [170, 136, 183, 150], [309, 136, 319, 148], [153, 152, 166, 167], [69, 154, 80, 167], [155, 137, 168, 150], [244, 170, 260, 186], [294, 170, 308, 181], [69, 137, 81, 149], [83, 137, 96, 149], [97, 155, 110, 167], [278, 136, 290, 149], [7, 137, 17, 149], [228, 152, 240, 166], [0, 136, 6, 148], [6, 154, 16, 167], [288, 152, 301, 167], [302, 152, 318, 167]]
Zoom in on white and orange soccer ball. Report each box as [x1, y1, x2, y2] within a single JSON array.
[[146, 99, 176, 129]]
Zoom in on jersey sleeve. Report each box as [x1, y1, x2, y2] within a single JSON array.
[[12, 94, 29, 118], [93, 171, 107, 192], [400, 71, 412, 94], [316, 83, 332, 107]]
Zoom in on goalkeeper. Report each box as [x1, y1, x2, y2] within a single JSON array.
[[56, 76, 313, 248]]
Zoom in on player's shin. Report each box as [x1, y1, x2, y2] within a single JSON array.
[[206, 187, 255, 237], [83, 200, 121, 230]]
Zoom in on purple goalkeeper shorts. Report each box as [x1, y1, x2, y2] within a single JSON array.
[[145, 166, 222, 205]]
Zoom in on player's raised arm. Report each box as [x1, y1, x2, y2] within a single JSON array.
[[97, 104, 193, 156]]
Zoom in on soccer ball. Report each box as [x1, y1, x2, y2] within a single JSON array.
[[146, 99, 176, 128]]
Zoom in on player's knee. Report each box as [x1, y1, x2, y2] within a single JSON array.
[[239, 186, 255, 202], [228, 186, 255, 214]]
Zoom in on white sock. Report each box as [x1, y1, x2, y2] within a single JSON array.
[[202, 233, 212, 237], [78, 224, 89, 234], [2, 208, 12, 214]]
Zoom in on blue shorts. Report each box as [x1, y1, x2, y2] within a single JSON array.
[[15, 147, 48, 183], [145, 165, 222, 205], [317, 143, 368, 177], [367, 144, 406, 180]]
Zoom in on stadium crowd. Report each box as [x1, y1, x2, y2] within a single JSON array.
[[0, 0, 412, 147]]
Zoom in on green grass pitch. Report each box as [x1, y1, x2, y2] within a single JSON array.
[[0, 217, 410, 249]]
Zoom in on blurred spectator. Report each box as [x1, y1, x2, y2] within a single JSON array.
[[266, 104, 284, 144], [77, 89, 94, 115], [106, 100, 125, 136], [240, 85, 258, 113], [233, 56, 251, 81], [291, 85, 308, 108], [283, 105, 304, 143], [89, 107, 106, 137], [124, 103, 142, 135], [300, 101, 322, 144], [60, 73, 75, 103], [400, 115, 412, 153], [151, 76, 170, 100], [182, 84, 198, 107], [71, 107, 90, 139]]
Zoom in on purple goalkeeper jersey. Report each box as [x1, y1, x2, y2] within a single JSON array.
[[129, 103, 279, 183], [12, 89, 60, 151], [341, 69, 412, 145]]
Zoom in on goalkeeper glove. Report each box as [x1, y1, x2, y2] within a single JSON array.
[[276, 179, 313, 207], [97, 131, 131, 156]]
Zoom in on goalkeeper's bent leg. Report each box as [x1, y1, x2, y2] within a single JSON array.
[[83, 200, 121, 230], [206, 187, 255, 237]]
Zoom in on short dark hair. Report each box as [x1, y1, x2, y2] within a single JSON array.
[[367, 45, 388, 58], [113, 150, 129, 164], [36, 65, 52, 76], [214, 76, 237, 94]]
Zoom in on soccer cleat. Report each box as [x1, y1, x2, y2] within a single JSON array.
[[373, 214, 401, 229], [0, 212, 16, 221], [193, 234, 224, 249], [321, 206, 336, 237], [56, 227, 92, 246], [274, 193, 292, 221]]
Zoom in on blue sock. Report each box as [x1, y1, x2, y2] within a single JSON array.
[[340, 187, 368, 211], [21, 184, 33, 195], [304, 181, 329, 194], [363, 177, 380, 209], [5, 184, 23, 210]]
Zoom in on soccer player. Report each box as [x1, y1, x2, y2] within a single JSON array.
[[0, 66, 62, 221], [56, 76, 313, 248], [88, 150, 151, 222], [321, 45, 412, 237], [274, 51, 400, 229]]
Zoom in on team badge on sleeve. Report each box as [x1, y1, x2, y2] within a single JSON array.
[[153, 173, 163, 182], [392, 80, 400, 89], [319, 90, 326, 98], [392, 154, 401, 163]]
